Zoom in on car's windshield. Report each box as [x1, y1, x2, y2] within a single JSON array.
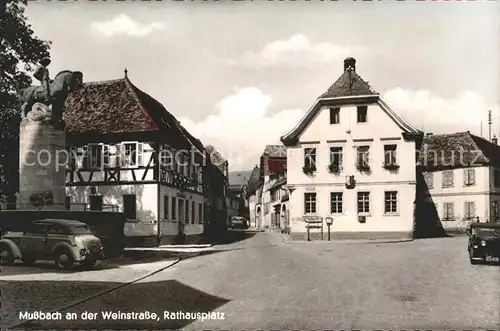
[[475, 228, 500, 236], [69, 225, 93, 235]]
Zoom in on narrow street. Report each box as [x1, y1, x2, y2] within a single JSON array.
[[2, 231, 499, 330]]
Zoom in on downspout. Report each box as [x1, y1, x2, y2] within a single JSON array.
[[155, 143, 161, 246]]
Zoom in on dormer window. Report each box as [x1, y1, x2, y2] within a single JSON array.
[[329, 107, 340, 124], [357, 106, 367, 123]]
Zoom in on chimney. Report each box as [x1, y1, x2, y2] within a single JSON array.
[[344, 57, 356, 71], [492, 135, 498, 145]]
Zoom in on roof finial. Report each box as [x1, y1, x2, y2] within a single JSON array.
[[124, 67, 128, 78]]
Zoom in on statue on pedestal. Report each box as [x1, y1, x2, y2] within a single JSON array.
[[18, 57, 83, 128]]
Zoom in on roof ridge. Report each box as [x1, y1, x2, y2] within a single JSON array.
[[123, 78, 159, 131], [83, 78, 125, 86], [465, 131, 489, 163]]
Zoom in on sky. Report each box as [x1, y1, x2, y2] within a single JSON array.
[[24, 1, 499, 171]]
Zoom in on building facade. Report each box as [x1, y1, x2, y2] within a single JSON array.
[[258, 145, 287, 229], [203, 145, 228, 239], [416, 132, 500, 235], [246, 165, 262, 228], [280, 57, 422, 240], [64, 72, 206, 246]]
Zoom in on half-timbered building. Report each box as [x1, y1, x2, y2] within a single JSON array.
[[64, 71, 206, 246]]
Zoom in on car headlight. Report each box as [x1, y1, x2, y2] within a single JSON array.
[[481, 240, 486, 246]]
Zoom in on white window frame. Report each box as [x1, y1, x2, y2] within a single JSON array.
[[357, 106, 368, 123], [329, 107, 340, 124], [384, 144, 397, 165], [356, 146, 370, 167], [463, 168, 475, 186], [443, 202, 454, 221], [304, 192, 317, 215], [464, 201, 475, 220], [384, 191, 398, 214], [357, 191, 370, 214], [442, 170, 454, 188], [330, 192, 343, 214], [304, 148, 317, 168], [120, 142, 143, 167], [87, 143, 103, 169], [329, 147, 343, 168]]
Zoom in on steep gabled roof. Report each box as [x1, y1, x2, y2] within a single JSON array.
[[280, 57, 420, 145], [263, 145, 287, 158], [204, 145, 228, 173], [64, 75, 203, 151], [246, 165, 262, 196], [418, 131, 500, 170]]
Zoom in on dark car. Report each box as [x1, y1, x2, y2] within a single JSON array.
[[0, 219, 105, 270], [467, 222, 500, 265], [230, 216, 249, 229]]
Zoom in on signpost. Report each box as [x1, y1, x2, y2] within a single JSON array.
[[303, 216, 323, 241], [325, 217, 333, 241]]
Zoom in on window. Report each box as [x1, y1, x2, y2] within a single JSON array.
[[357, 106, 367, 123], [65, 196, 71, 210], [357, 192, 370, 214], [264, 202, 269, 214], [424, 172, 434, 189], [495, 169, 500, 187], [442, 170, 454, 188], [198, 202, 203, 223], [304, 192, 316, 214], [463, 169, 475, 186], [103, 145, 110, 168], [171, 197, 177, 220], [384, 191, 398, 214], [384, 145, 397, 165], [329, 107, 340, 124], [122, 194, 136, 219], [271, 190, 278, 202], [191, 201, 195, 224], [88, 144, 102, 169], [443, 202, 454, 221], [464, 201, 475, 220], [69, 147, 77, 169], [330, 192, 343, 214], [163, 195, 169, 219], [304, 148, 316, 168], [122, 143, 137, 167], [90, 195, 103, 211], [330, 147, 343, 168], [356, 146, 370, 166]]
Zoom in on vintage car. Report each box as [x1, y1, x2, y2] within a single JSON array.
[[0, 218, 105, 270], [230, 216, 249, 229], [467, 222, 500, 264]]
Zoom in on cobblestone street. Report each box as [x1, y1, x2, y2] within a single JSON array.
[[3, 232, 499, 330]]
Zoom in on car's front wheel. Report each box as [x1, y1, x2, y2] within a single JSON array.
[[0, 244, 14, 265], [54, 249, 74, 270]]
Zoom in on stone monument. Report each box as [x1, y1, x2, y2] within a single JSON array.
[[17, 57, 83, 210]]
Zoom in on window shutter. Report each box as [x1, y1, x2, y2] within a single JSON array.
[[117, 144, 124, 167], [392, 150, 397, 164], [384, 150, 390, 164], [103, 144, 109, 168], [82, 145, 89, 168], [470, 169, 475, 184], [463, 169, 469, 185], [137, 143, 143, 166]]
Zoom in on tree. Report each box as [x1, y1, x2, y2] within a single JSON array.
[[0, 0, 50, 207]]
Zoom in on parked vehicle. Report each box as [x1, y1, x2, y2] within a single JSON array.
[[230, 216, 249, 229], [467, 222, 500, 264], [0, 219, 105, 270]]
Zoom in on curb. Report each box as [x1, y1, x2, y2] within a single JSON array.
[[158, 243, 213, 249], [7, 258, 181, 330], [280, 234, 414, 245]]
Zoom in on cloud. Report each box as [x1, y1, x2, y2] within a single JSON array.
[[178, 87, 304, 170], [90, 14, 165, 37], [228, 34, 366, 68], [383, 88, 499, 136]]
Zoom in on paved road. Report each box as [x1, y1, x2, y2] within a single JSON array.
[[5, 231, 500, 330]]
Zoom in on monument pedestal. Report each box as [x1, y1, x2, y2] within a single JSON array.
[[18, 119, 66, 210]]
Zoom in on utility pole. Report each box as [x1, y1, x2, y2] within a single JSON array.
[[488, 110, 492, 141]]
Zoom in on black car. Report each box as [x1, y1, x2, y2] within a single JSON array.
[[467, 222, 500, 265], [230, 216, 249, 229]]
